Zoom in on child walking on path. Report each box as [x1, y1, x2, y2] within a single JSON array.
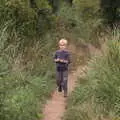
[[54, 39, 71, 97]]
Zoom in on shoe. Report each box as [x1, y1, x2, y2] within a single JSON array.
[[58, 85, 62, 92], [64, 92, 68, 97], [64, 94, 67, 97]]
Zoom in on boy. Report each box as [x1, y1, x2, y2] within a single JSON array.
[[54, 39, 70, 97]]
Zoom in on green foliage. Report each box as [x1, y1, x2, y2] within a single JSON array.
[[48, 0, 61, 12], [64, 30, 120, 120], [57, 0, 103, 46], [100, 0, 120, 26], [0, 15, 57, 119], [91, 36, 120, 116], [0, 0, 120, 120], [64, 105, 92, 120], [0, 71, 55, 120], [0, 57, 9, 76], [0, 0, 55, 39]]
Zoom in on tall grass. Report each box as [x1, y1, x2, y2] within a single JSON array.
[[63, 29, 120, 120], [0, 72, 55, 120], [0, 20, 57, 120], [0, 1, 59, 119], [0, 38, 56, 120]]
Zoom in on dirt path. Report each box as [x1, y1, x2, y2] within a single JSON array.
[[42, 65, 87, 120], [41, 43, 98, 120]]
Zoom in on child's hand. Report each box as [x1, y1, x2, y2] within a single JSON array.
[[55, 59, 68, 63], [63, 60, 68, 63], [59, 59, 64, 62], [54, 58, 60, 62], [59, 59, 68, 63]]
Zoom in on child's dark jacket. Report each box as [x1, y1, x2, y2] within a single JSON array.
[[54, 50, 70, 71]]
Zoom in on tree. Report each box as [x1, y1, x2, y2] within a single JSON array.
[[101, 0, 120, 27], [48, 0, 60, 13], [29, 0, 37, 8], [65, 0, 73, 6]]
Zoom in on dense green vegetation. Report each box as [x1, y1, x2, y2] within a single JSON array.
[[101, 0, 120, 26], [0, 0, 57, 120], [61, 1, 120, 120], [0, 0, 120, 120], [63, 31, 120, 120]]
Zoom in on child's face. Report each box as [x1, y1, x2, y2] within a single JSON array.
[[59, 44, 67, 50]]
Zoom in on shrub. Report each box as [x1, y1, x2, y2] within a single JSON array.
[[64, 29, 120, 120], [0, 72, 55, 120]]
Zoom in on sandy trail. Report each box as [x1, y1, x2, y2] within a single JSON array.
[[42, 65, 87, 120], [42, 43, 100, 120]]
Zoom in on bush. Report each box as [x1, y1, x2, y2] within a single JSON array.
[[0, 71, 55, 120], [64, 29, 120, 120]]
